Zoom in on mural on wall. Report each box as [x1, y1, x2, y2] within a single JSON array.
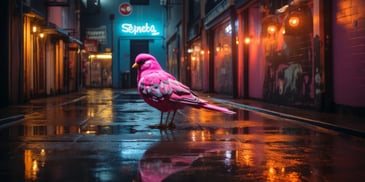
[[261, 0, 317, 106]]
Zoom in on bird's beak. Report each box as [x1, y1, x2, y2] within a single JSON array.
[[132, 63, 138, 69]]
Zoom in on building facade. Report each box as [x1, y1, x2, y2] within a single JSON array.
[[80, 0, 167, 89], [1, 0, 82, 107], [167, 0, 365, 115]]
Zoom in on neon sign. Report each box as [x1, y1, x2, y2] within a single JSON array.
[[121, 23, 160, 36]]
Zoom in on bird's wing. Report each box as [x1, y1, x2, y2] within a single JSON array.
[[138, 71, 206, 106]]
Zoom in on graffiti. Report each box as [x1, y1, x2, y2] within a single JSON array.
[[284, 63, 303, 95], [262, 2, 314, 105]]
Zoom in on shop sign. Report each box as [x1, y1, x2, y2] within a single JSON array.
[[121, 22, 160, 36], [85, 25, 107, 45], [83, 39, 98, 53], [119, 2, 133, 16]]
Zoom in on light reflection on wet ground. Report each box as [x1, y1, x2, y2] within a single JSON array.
[[0, 89, 365, 182]]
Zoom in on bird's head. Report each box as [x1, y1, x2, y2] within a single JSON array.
[[132, 53, 162, 72]]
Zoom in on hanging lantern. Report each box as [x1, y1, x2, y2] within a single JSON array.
[[288, 16, 300, 27], [267, 24, 277, 34], [284, 6, 313, 36]]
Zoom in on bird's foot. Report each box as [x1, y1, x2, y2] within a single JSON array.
[[167, 122, 176, 129]]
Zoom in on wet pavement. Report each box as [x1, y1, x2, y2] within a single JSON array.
[[0, 89, 365, 182]]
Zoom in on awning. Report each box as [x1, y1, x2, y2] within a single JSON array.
[[24, 6, 82, 46], [42, 23, 82, 45]]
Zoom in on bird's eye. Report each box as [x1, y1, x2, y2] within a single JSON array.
[[138, 60, 146, 65]]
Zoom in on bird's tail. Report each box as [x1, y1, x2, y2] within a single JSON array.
[[201, 103, 236, 115]]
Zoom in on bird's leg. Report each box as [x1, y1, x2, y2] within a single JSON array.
[[164, 112, 171, 128], [159, 112, 164, 127], [168, 110, 177, 129]]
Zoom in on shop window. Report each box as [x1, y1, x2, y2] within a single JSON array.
[[190, 42, 204, 90], [213, 21, 233, 94]]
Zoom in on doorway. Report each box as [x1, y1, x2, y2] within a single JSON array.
[[130, 40, 149, 88]]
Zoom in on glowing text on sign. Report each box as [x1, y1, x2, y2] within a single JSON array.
[[121, 23, 160, 36]]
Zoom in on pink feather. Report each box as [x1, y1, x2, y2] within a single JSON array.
[[132, 53, 235, 127]]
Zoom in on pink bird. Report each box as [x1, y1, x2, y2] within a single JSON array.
[[132, 53, 235, 129]]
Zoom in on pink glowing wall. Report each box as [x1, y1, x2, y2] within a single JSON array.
[[332, 0, 365, 107], [248, 7, 265, 99], [48, 7, 63, 27]]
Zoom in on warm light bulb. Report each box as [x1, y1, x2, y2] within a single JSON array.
[[32, 26, 37, 33], [289, 16, 300, 27], [267, 25, 276, 34], [244, 37, 251, 44]]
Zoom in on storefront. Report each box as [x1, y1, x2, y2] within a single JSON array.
[[23, 13, 46, 98], [204, 0, 236, 95], [23, 10, 82, 99], [112, 2, 166, 89], [212, 21, 234, 95], [236, 0, 322, 108], [80, 1, 166, 89], [85, 53, 112, 88]]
